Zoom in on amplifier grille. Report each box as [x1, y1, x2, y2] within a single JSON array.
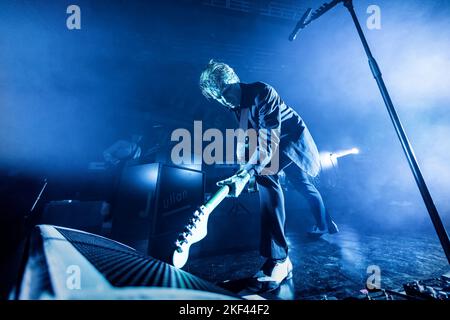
[[55, 227, 228, 294]]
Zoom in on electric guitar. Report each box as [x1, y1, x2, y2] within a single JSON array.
[[172, 173, 251, 269]]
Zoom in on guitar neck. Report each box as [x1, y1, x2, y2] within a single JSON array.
[[203, 185, 230, 214]]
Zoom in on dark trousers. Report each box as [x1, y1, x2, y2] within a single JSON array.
[[256, 153, 328, 260]]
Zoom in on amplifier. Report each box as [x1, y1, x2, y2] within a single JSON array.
[[15, 225, 236, 300], [111, 163, 204, 263], [194, 191, 261, 256]]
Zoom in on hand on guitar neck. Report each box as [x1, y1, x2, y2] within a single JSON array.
[[216, 168, 253, 198]]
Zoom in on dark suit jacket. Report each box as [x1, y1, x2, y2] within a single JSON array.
[[235, 82, 321, 177]]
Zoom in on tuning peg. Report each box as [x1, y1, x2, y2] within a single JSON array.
[[188, 217, 198, 226], [198, 207, 207, 216], [177, 234, 187, 243], [174, 241, 184, 252]]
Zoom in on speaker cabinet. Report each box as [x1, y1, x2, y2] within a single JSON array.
[[111, 163, 204, 263]]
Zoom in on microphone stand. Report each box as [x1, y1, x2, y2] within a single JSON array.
[[292, 0, 450, 264]]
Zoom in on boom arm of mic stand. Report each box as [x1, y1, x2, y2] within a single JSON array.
[[290, 0, 343, 40], [308, 0, 343, 22]]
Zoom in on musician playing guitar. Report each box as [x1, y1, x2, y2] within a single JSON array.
[[199, 60, 338, 290]]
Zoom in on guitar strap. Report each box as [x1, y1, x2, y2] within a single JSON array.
[[237, 108, 250, 163], [239, 108, 258, 192], [239, 107, 249, 131]]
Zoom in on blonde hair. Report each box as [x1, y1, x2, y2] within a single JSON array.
[[199, 60, 240, 100]]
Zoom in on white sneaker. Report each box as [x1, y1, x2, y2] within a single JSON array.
[[307, 225, 328, 236], [307, 221, 339, 238], [254, 257, 293, 285]]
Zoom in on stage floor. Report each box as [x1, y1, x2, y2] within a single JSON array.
[[185, 227, 449, 300]]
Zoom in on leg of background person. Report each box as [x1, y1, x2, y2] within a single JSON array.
[[283, 163, 328, 230]]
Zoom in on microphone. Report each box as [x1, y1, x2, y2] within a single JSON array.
[[289, 8, 312, 41], [288, 0, 344, 41]]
